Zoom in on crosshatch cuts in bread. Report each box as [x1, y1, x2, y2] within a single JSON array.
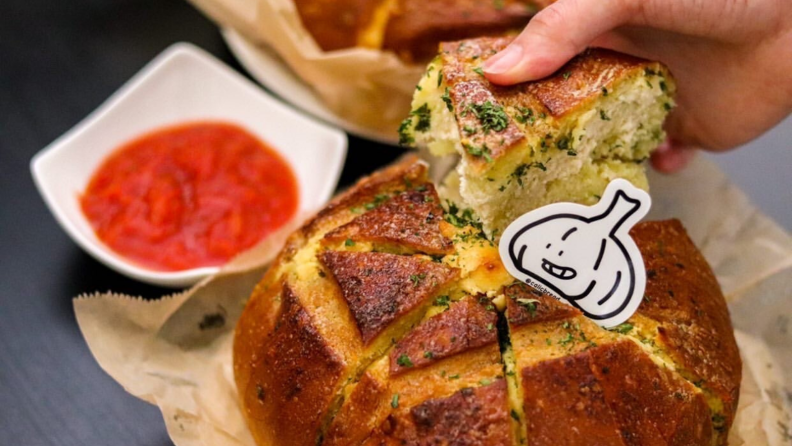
[[233, 156, 741, 446], [292, 0, 554, 62]]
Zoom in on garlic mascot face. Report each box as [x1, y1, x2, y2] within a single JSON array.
[[499, 179, 650, 328]]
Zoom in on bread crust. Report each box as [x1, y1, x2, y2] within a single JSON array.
[[389, 297, 498, 375], [323, 184, 453, 255], [320, 250, 459, 344], [234, 156, 740, 446], [631, 220, 742, 441], [438, 37, 670, 169]]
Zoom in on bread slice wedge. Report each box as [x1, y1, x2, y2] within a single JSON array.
[[401, 37, 676, 236]]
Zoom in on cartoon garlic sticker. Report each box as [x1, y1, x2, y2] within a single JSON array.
[[499, 179, 651, 328]]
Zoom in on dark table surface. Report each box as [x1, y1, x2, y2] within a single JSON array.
[[0, 1, 403, 444]]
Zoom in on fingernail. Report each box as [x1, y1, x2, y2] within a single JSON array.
[[484, 45, 524, 75]]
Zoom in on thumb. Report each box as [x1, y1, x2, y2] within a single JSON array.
[[484, 0, 635, 85]]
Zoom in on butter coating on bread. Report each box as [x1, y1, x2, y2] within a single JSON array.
[[404, 37, 675, 235], [234, 158, 740, 446]]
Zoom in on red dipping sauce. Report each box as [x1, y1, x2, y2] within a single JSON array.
[[81, 122, 299, 272]]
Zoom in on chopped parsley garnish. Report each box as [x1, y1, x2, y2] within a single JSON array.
[[398, 117, 414, 146], [396, 354, 414, 367], [441, 87, 453, 112], [391, 393, 400, 408], [464, 143, 493, 162], [510, 409, 520, 421], [601, 87, 608, 96], [415, 84, 422, 91], [423, 351, 434, 359], [473, 67, 485, 76], [562, 71, 571, 80], [434, 295, 450, 307], [663, 102, 672, 111], [344, 238, 355, 247], [467, 101, 508, 133], [437, 72, 443, 88], [599, 109, 611, 121], [558, 333, 575, 346], [514, 106, 535, 125], [448, 374, 460, 380], [609, 323, 634, 334], [409, 273, 426, 287], [479, 378, 492, 385], [411, 103, 432, 132], [365, 193, 390, 210]]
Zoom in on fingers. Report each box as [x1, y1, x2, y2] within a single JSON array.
[[484, 0, 636, 84], [650, 139, 697, 173]]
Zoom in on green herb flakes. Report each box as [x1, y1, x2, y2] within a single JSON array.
[[609, 323, 634, 334], [396, 354, 414, 367], [441, 87, 454, 112], [467, 101, 508, 134]]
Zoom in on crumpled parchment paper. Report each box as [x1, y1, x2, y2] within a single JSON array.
[[75, 155, 792, 445], [187, 0, 424, 139]]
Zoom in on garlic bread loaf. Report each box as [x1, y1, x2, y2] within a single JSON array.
[[233, 157, 740, 446], [402, 37, 675, 236]]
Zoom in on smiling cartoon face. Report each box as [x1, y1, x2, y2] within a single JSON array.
[[510, 217, 613, 299], [499, 179, 651, 328]]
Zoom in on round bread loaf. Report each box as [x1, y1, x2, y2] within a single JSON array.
[[233, 156, 741, 446]]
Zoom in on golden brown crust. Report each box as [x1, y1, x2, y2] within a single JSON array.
[[323, 183, 453, 255], [324, 372, 389, 446], [449, 80, 526, 168], [589, 340, 713, 446], [630, 220, 742, 431], [521, 340, 711, 446], [320, 251, 460, 344], [240, 283, 345, 446], [439, 38, 663, 167], [235, 155, 740, 446], [521, 346, 625, 445], [299, 156, 428, 242], [389, 297, 498, 375], [368, 380, 513, 445]]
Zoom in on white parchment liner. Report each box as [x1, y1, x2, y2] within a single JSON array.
[[75, 156, 792, 445]]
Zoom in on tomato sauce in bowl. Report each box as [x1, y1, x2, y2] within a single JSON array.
[[80, 122, 299, 272]]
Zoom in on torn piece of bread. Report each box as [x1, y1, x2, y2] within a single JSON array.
[[401, 37, 676, 236]]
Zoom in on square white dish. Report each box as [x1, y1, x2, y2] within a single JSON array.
[[31, 42, 347, 288]]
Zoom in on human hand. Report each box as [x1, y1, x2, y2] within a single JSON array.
[[483, 0, 792, 172]]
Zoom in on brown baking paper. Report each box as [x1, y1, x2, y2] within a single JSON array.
[[187, 0, 423, 139], [75, 155, 792, 445]]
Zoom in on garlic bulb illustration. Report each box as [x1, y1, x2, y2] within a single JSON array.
[[499, 179, 651, 328]]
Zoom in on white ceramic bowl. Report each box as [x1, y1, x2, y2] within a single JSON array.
[[31, 42, 347, 288]]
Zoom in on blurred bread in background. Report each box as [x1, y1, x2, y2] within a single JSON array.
[[293, 0, 551, 62]]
